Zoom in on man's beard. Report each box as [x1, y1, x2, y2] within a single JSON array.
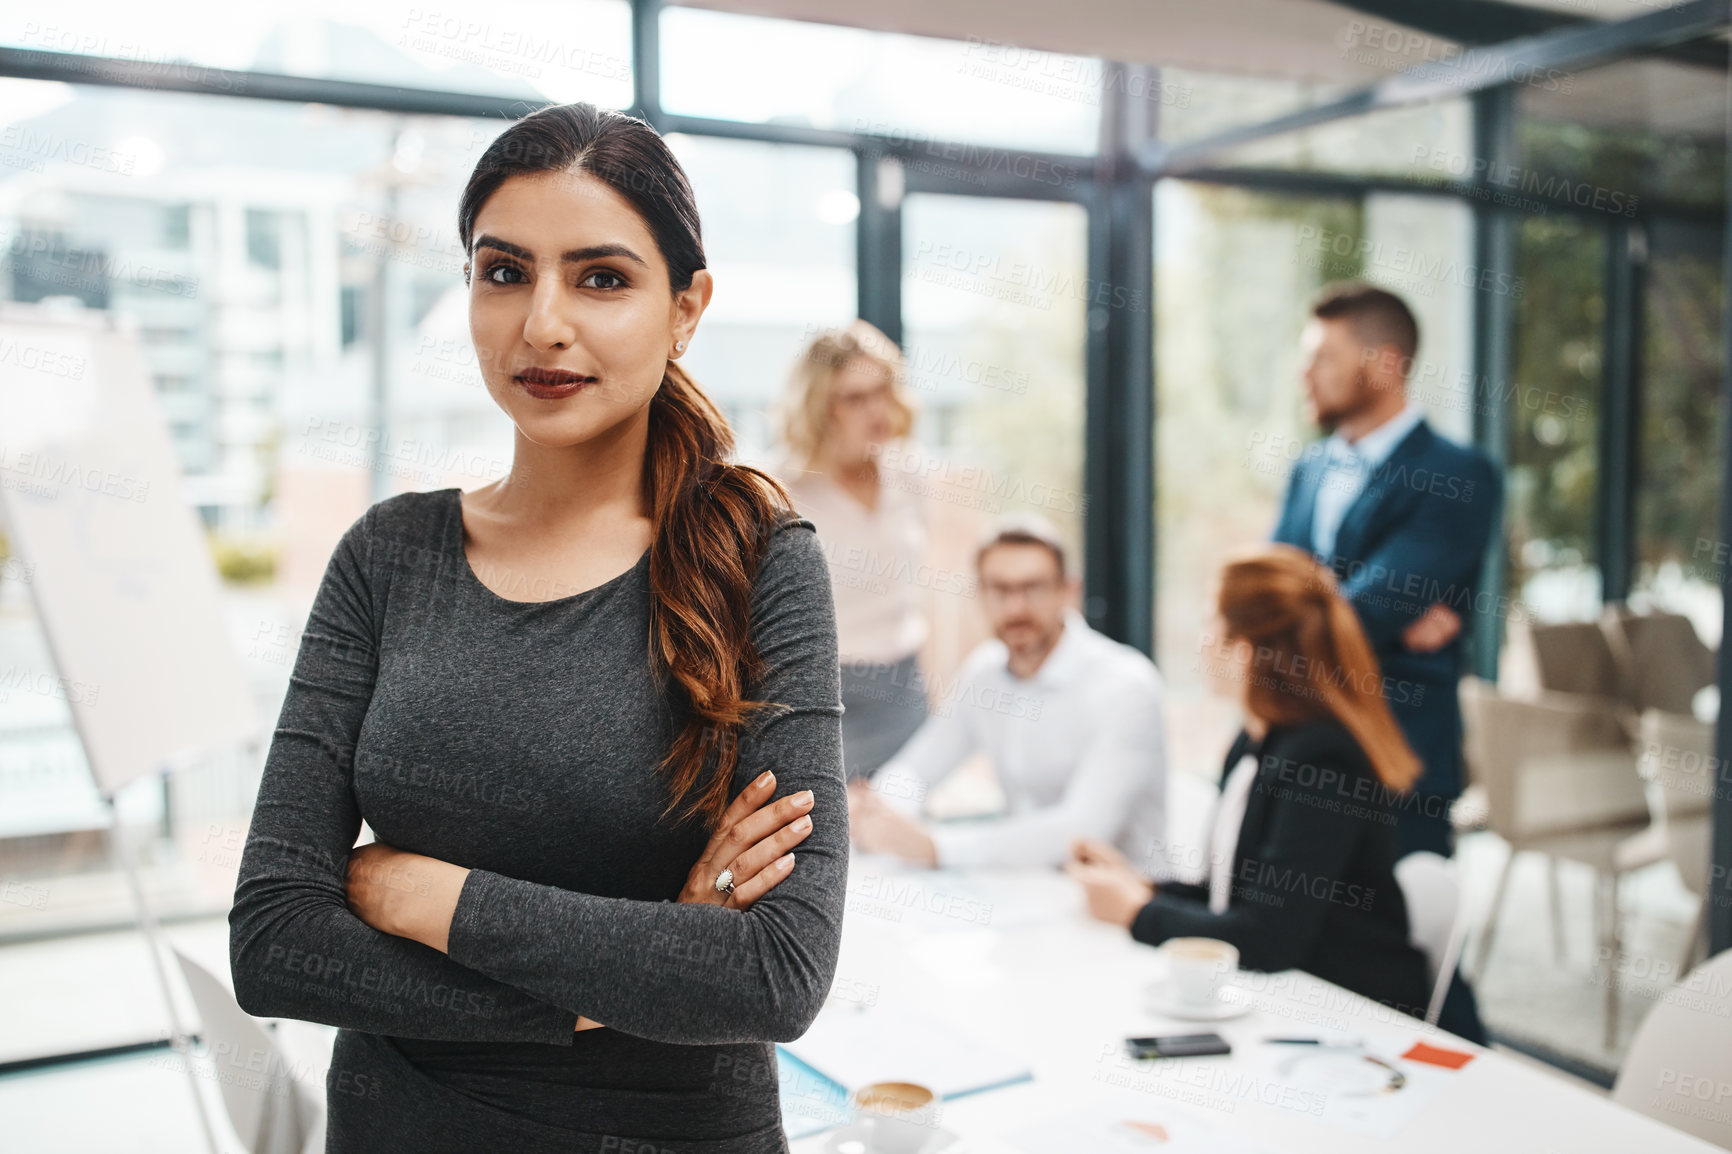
[[1312, 368, 1375, 433], [1001, 617, 1056, 656]]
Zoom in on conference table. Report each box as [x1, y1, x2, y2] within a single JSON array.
[[781, 853, 1718, 1154]]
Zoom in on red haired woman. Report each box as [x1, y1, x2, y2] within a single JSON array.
[[1068, 543, 1434, 1019]]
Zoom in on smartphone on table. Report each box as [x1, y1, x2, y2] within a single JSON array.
[[1125, 1033, 1232, 1059]]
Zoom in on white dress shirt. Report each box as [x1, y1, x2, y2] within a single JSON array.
[[869, 609, 1168, 871], [1310, 402, 1426, 559], [1207, 752, 1261, 914], [778, 455, 930, 665]]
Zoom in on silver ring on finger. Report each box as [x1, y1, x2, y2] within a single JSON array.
[[714, 867, 735, 895]]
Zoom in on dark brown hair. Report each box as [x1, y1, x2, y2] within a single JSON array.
[[1216, 543, 1421, 792], [457, 103, 797, 832], [1310, 280, 1420, 364], [974, 515, 1068, 579]]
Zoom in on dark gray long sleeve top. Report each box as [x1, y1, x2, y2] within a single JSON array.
[[228, 487, 848, 1150]]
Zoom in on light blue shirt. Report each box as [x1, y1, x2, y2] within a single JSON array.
[[1310, 402, 1426, 559]]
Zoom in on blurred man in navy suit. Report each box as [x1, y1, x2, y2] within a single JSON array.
[[1272, 282, 1503, 860]]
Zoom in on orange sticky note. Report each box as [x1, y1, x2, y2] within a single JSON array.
[[1402, 1041, 1475, 1070]]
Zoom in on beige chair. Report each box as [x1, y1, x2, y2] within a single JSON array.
[[1524, 605, 1715, 725], [1516, 609, 1720, 970], [1603, 608, 1718, 972], [1611, 948, 1732, 1149], [1526, 617, 1635, 714], [1612, 608, 1717, 717], [1459, 677, 1654, 1048], [1630, 708, 1716, 972], [1394, 851, 1467, 1027]]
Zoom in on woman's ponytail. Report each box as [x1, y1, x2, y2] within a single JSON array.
[[643, 362, 798, 831]]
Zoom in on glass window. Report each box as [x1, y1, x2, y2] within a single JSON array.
[[0, 78, 531, 935], [1154, 184, 1363, 768], [1154, 68, 1352, 145], [1518, 48, 1727, 213], [162, 203, 191, 247], [659, 7, 1100, 155], [0, 0, 633, 107], [340, 282, 364, 346], [900, 193, 1089, 678], [1154, 182, 1478, 771], [1358, 193, 1477, 444], [1214, 99, 1475, 181], [1506, 215, 1605, 621], [245, 207, 282, 269], [6, 230, 110, 308], [662, 134, 857, 457], [1633, 218, 1723, 646]]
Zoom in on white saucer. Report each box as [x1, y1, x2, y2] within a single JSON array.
[[822, 1120, 962, 1154], [1144, 981, 1254, 1021]]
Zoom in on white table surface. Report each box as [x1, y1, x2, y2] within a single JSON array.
[[786, 854, 1718, 1154]]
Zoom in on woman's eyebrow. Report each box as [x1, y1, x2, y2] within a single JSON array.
[[472, 234, 648, 267]]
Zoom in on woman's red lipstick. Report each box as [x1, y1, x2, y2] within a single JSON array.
[[516, 367, 593, 399]]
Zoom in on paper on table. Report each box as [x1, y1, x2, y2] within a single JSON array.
[[845, 858, 1068, 931], [782, 1002, 1033, 1099], [1004, 1092, 1290, 1154], [931, 867, 1079, 929], [1245, 1032, 1463, 1138]]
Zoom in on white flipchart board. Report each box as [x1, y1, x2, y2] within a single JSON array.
[[0, 305, 261, 799]]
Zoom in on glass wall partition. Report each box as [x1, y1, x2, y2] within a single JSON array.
[[1153, 184, 1361, 771], [1633, 221, 1724, 648], [1152, 179, 1476, 779], [0, 78, 527, 930], [1504, 214, 1606, 621], [658, 6, 1100, 154], [899, 192, 1089, 683], [663, 134, 857, 456], [0, 0, 635, 107]]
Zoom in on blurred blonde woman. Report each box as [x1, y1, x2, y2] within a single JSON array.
[[771, 320, 930, 780]]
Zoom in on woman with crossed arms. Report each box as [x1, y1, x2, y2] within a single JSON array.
[[230, 103, 846, 1152]]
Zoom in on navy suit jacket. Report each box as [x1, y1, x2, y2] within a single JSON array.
[[1271, 419, 1503, 799]]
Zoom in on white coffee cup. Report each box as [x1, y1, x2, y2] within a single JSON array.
[[1163, 937, 1239, 1005], [850, 1081, 939, 1154]]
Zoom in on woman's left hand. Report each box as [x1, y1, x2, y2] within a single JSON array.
[[678, 771, 816, 909], [1064, 839, 1154, 928], [345, 841, 471, 955]]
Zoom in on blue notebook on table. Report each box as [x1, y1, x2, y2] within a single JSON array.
[[777, 1003, 1035, 1138], [776, 1046, 853, 1139]]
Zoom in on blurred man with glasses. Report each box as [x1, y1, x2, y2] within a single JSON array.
[[848, 516, 1168, 873]]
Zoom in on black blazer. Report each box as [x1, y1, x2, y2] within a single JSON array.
[[1130, 718, 1432, 1017]]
